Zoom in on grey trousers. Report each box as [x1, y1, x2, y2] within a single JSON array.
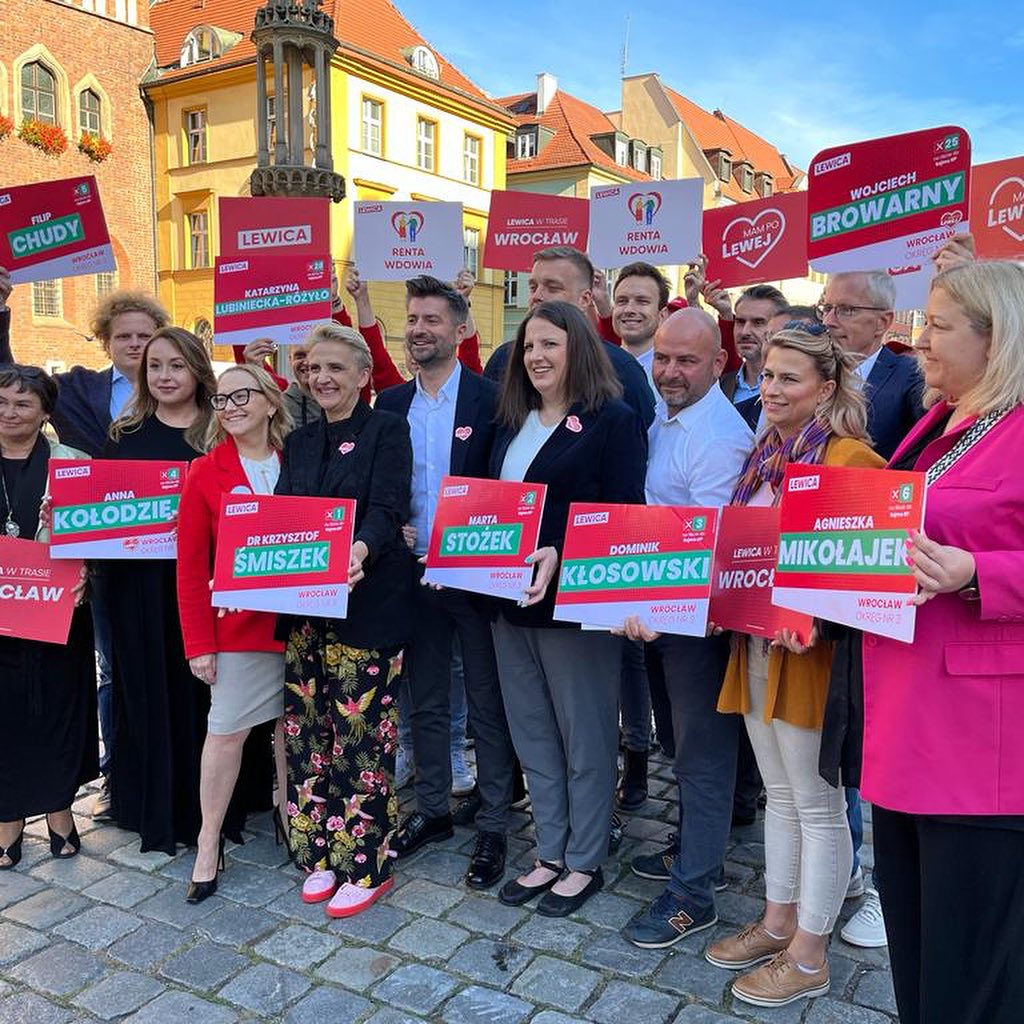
[[492, 616, 622, 871]]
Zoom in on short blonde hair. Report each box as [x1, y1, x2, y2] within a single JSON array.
[[206, 364, 292, 451], [305, 322, 372, 372], [91, 290, 170, 348], [927, 261, 1024, 415]]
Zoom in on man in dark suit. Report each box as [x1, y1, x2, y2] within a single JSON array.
[[483, 247, 655, 429], [820, 271, 925, 461], [375, 276, 516, 890]]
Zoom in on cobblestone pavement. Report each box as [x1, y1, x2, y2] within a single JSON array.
[[0, 753, 896, 1023]]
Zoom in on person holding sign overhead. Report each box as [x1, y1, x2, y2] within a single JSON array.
[[176, 365, 291, 903], [0, 365, 94, 869], [489, 300, 647, 916], [275, 322, 413, 918], [707, 328, 883, 1008]]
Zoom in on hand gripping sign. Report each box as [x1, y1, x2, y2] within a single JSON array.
[[772, 464, 926, 642], [554, 503, 718, 636], [354, 200, 464, 281], [211, 494, 355, 617], [0, 537, 83, 645]]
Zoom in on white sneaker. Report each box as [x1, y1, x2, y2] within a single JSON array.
[[450, 749, 476, 796], [395, 747, 414, 790], [302, 869, 337, 904], [845, 866, 865, 900], [841, 888, 888, 948]]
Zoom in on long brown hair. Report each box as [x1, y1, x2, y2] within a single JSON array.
[[110, 327, 216, 452], [497, 301, 621, 430]]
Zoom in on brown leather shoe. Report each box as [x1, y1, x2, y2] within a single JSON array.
[[705, 921, 791, 970], [731, 950, 830, 1007]]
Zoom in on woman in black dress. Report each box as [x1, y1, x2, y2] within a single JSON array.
[[0, 365, 95, 869]]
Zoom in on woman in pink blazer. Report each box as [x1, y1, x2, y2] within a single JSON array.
[[861, 261, 1024, 1024]]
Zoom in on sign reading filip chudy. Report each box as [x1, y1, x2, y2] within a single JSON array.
[[772, 464, 926, 642]]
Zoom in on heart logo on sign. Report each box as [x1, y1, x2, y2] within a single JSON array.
[[989, 176, 1024, 243], [338, 442, 355, 455], [627, 192, 662, 226], [565, 415, 582, 433], [721, 209, 786, 270], [940, 210, 964, 227], [391, 210, 425, 242], [454, 426, 473, 441]]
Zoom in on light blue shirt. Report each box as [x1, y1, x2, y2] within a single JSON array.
[[408, 362, 461, 556], [731, 365, 760, 405], [109, 368, 133, 421]]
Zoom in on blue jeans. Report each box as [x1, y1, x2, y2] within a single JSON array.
[[846, 786, 863, 875]]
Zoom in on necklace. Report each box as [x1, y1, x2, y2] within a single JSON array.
[[0, 459, 21, 537]]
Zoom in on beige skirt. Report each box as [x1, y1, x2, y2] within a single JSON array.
[[208, 651, 285, 735]]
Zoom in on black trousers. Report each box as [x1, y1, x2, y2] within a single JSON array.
[[873, 806, 1024, 1024]]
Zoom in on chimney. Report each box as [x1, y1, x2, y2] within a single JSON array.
[[536, 72, 557, 115]]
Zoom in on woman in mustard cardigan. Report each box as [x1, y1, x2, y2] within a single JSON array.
[[706, 329, 884, 1009]]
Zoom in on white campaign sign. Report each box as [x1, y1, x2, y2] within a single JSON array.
[[354, 201, 464, 282]]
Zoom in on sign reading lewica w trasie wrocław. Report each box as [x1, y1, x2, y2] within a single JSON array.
[[772, 464, 926, 642], [482, 190, 590, 272], [554, 503, 718, 636], [211, 494, 355, 617], [0, 176, 115, 284], [0, 537, 83, 645], [48, 459, 187, 559]]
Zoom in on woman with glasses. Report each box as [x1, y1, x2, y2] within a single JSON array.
[[176, 365, 291, 901]]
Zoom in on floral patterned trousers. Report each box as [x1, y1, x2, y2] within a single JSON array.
[[283, 619, 402, 886]]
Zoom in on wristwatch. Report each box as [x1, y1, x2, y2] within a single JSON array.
[[958, 571, 980, 602]]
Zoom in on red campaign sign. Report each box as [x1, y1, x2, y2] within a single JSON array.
[[807, 126, 971, 271], [211, 494, 355, 617], [708, 506, 813, 643], [773, 464, 926, 642], [49, 459, 188, 559], [0, 176, 115, 284], [423, 476, 547, 600], [482, 191, 590, 272], [971, 156, 1024, 260], [703, 192, 808, 288], [0, 537, 82, 645], [554, 503, 717, 636], [218, 197, 330, 259]]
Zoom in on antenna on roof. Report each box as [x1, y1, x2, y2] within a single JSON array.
[[620, 13, 630, 77]]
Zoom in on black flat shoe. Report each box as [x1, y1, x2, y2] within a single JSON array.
[[391, 812, 453, 858], [498, 859, 563, 906], [186, 836, 225, 904], [0, 821, 25, 870], [47, 818, 81, 860], [536, 866, 603, 918], [465, 831, 506, 890]]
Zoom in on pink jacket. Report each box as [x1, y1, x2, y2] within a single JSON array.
[[861, 402, 1024, 815]]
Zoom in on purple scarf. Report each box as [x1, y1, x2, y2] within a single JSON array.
[[731, 418, 832, 507]]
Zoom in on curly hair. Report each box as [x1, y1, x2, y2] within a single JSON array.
[[90, 290, 170, 348]]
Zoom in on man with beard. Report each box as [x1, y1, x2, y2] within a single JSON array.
[[721, 284, 788, 412]]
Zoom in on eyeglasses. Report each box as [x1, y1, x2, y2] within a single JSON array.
[[816, 302, 888, 320], [210, 388, 261, 410]]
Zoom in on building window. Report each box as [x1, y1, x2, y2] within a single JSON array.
[[739, 164, 754, 192], [266, 94, 277, 150], [361, 97, 382, 155], [756, 172, 773, 198], [515, 130, 536, 160], [95, 271, 117, 297], [410, 45, 440, 80], [650, 152, 662, 179], [503, 271, 519, 307], [463, 134, 481, 185], [181, 27, 219, 67], [718, 153, 732, 183], [615, 138, 628, 165], [188, 211, 210, 269], [463, 227, 480, 278], [416, 117, 436, 171], [22, 62, 58, 125], [632, 145, 647, 173], [185, 108, 207, 164], [79, 89, 101, 135], [32, 279, 62, 318]]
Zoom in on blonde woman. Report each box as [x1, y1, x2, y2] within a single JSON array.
[[176, 364, 292, 901]]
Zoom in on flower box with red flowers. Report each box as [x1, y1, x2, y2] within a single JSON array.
[[18, 118, 68, 156], [78, 131, 112, 163], [0, 116, 13, 141]]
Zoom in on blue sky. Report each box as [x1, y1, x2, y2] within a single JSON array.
[[397, 0, 1021, 169]]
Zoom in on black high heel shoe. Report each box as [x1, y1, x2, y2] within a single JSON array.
[[186, 836, 225, 904], [47, 817, 81, 859], [0, 821, 25, 870]]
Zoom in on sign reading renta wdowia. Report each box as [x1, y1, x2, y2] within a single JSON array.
[[48, 460, 188, 559], [424, 477, 547, 600], [211, 494, 355, 617], [554, 503, 718, 636], [772, 464, 926, 642]]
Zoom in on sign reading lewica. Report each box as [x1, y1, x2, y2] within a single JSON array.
[[353, 200, 464, 281], [218, 197, 330, 258], [0, 537, 83, 645], [772, 464, 926, 642], [554, 503, 718, 636], [424, 476, 547, 600], [971, 156, 1024, 260], [482, 191, 590, 272], [587, 178, 703, 269], [48, 459, 188, 559], [213, 252, 331, 348], [211, 494, 355, 617], [0, 176, 115, 284]]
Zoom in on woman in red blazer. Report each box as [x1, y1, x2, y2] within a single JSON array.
[[176, 364, 291, 903]]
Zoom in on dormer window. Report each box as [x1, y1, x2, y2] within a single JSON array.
[[631, 141, 648, 173], [181, 27, 220, 67], [409, 45, 440, 80], [755, 171, 773, 197], [515, 129, 537, 160], [718, 153, 732, 183], [615, 138, 628, 165], [737, 162, 754, 193]]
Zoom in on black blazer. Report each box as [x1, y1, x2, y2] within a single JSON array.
[[864, 346, 925, 461], [489, 397, 648, 628], [374, 366, 498, 479], [734, 394, 762, 432], [276, 402, 414, 649]]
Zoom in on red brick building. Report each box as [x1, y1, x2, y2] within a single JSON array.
[[0, 0, 156, 371]]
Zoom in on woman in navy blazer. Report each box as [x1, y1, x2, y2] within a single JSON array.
[[489, 301, 647, 916]]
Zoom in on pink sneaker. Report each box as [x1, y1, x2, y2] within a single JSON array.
[[326, 878, 394, 919], [302, 869, 338, 904]]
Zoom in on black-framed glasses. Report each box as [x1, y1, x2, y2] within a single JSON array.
[[816, 302, 888, 320], [210, 387, 260, 410]]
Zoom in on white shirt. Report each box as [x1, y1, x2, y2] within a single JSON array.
[[855, 346, 883, 382], [240, 452, 281, 495], [500, 410, 559, 482], [645, 382, 754, 508]]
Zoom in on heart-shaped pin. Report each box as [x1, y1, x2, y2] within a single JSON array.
[[721, 208, 786, 270], [454, 426, 473, 441], [627, 191, 662, 224], [338, 442, 355, 455], [565, 415, 582, 433], [988, 175, 1024, 243], [390, 210, 425, 240]]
